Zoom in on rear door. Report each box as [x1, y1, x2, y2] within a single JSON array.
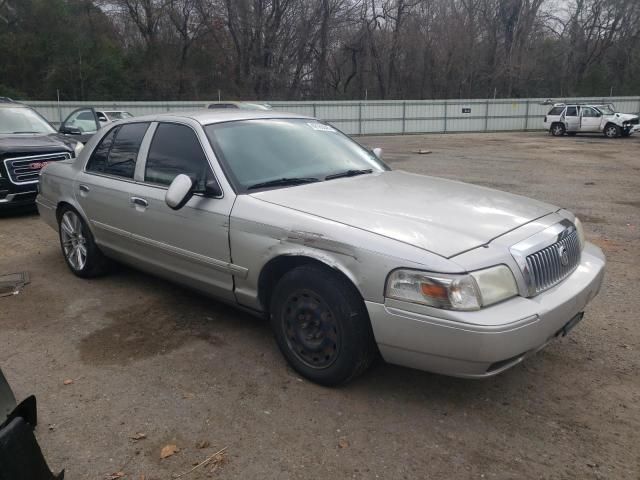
[[564, 106, 580, 132], [75, 122, 150, 254], [124, 121, 236, 300]]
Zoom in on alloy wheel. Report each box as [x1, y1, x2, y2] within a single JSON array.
[[60, 211, 87, 271]]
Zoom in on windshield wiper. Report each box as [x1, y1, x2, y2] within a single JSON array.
[[325, 168, 373, 181], [247, 177, 320, 190]]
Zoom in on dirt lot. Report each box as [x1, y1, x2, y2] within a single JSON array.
[[1, 132, 639, 479]]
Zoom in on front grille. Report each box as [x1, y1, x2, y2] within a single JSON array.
[[526, 231, 581, 294], [3, 152, 72, 185]]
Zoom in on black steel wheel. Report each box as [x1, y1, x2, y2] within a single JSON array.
[[281, 289, 341, 369], [270, 264, 377, 386]]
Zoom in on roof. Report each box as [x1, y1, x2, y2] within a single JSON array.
[[130, 109, 312, 125], [0, 99, 28, 108]]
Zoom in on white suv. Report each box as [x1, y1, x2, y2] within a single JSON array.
[[544, 103, 639, 138]]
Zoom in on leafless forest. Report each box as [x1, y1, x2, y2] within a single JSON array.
[[0, 0, 639, 100]]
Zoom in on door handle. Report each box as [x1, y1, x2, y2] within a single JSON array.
[[130, 196, 148, 208], [79, 184, 89, 193]]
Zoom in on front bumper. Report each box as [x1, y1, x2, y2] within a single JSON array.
[[366, 242, 605, 378]]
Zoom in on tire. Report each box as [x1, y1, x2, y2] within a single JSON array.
[[58, 206, 110, 278], [270, 264, 377, 386], [550, 123, 565, 136], [604, 124, 620, 138]]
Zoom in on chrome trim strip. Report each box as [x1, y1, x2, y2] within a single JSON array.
[[91, 220, 247, 278]]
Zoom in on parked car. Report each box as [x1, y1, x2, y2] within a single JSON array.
[[544, 103, 639, 138], [36, 110, 605, 385], [59, 108, 133, 143], [0, 98, 83, 209], [207, 101, 272, 111]]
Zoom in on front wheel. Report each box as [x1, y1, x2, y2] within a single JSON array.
[[550, 123, 566, 136], [604, 124, 620, 138], [270, 265, 377, 386], [58, 207, 110, 278]]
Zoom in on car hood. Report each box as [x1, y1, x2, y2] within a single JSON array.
[[0, 133, 76, 155], [605, 113, 638, 122], [251, 170, 558, 258]]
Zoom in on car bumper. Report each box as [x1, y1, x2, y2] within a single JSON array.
[[0, 189, 38, 208], [35, 195, 58, 229], [366, 242, 605, 378]]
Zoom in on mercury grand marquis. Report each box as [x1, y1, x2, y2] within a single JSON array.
[[36, 110, 606, 385]]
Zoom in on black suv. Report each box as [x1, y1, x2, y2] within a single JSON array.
[[0, 98, 82, 209]]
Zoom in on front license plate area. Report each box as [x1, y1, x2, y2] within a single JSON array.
[[558, 312, 584, 337]]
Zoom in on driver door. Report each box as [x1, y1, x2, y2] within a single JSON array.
[[125, 121, 236, 301], [59, 108, 100, 143], [579, 107, 603, 132]]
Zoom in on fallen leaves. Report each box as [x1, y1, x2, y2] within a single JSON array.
[[160, 444, 179, 459], [130, 432, 147, 441], [195, 440, 210, 449], [63, 379, 74, 385], [338, 438, 350, 449]]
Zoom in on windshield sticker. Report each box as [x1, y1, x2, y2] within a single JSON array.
[[307, 122, 336, 132]]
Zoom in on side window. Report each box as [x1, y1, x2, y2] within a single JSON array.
[[582, 107, 599, 118], [144, 123, 210, 189], [548, 107, 564, 116], [86, 123, 149, 178], [566, 106, 578, 117]]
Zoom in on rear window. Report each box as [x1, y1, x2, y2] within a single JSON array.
[[86, 123, 149, 178], [547, 107, 565, 115]]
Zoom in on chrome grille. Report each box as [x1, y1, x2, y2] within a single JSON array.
[[526, 230, 581, 294], [3, 152, 72, 185]]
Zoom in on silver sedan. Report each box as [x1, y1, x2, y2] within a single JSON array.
[[36, 110, 605, 385]]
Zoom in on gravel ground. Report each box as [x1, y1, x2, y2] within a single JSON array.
[[1, 131, 639, 479]]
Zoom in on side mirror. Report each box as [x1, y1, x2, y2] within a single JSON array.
[[165, 174, 195, 210], [60, 126, 82, 135], [372, 147, 383, 159]]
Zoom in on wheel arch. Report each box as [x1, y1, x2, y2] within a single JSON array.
[[257, 254, 364, 314]]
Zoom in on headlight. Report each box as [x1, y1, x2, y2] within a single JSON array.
[[574, 216, 585, 250], [386, 265, 518, 311], [73, 141, 84, 158]]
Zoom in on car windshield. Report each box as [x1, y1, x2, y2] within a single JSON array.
[[105, 111, 133, 120], [596, 105, 615, 115], [205, 118, 388, 191], [0, 107, 56, 134]]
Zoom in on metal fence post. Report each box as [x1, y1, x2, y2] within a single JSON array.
[[402, 101, 406, 134], [524, 100, 530, 131], [443, 101, 447, 133], [313, 102, 317, 118], [358, 102, 363, 135], [485, 100, 489, 131]]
